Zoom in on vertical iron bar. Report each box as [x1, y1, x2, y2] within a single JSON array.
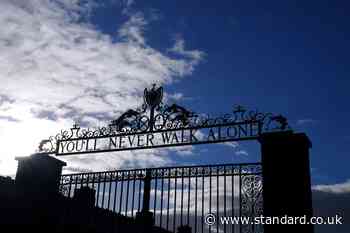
[[68, 176, 73, 198], [160, 169, 164, 228], [195, 168, 198, 233], [125, 171, 130, 216], [138, 171, 142, 212], [113, 172, 119, 232], [86, 174, 90, 188], [201, 168, 205, 233], [224, 167, 227, 233], [153, 172, 158, 216], [166, 173, 171, 231], [149, 105, 155, 131], [217, 167, 220, 233], [239, 165, 242, 233], [142, 169, 151, 212], [74, 175, 79, 195], [113, 172, 119, 213], [108, 173, 113, 210], [187, 170, 191, 225], [209, 167, 212, 233], [173, 169, 178, 233], [101, 172, 107, 209], [96, 173, 101, 207], [92, 173, 96, 197], [232, 167, 235, 233], [131, 170, 136, 217], [251, 175, 255, 233], [180, 167, 184, 226], [80, 174, 84, 189], [119, 171, 124, 214]]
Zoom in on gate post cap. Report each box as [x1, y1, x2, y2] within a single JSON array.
[[15, 153, 66, 167], [259, 131, 312, 148]]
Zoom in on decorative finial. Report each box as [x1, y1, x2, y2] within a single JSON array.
[[234, 105, 246, 113], [72, 122, 80, 129]]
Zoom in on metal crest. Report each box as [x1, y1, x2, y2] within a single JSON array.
[[144, 84, 163, 109]]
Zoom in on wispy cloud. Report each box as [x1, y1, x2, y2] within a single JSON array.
[[235, 150, 249, 156], [296, 118, 317, 125], [0, 0, 204, 176], [222, 141, 239, 148], [166, 92, 184, 101], [312, 181, 350, 233], [313, 180, 350, 194], [220, 142, 249, 156], [169, 35, 205, 62], [118, 11, 148, 45]]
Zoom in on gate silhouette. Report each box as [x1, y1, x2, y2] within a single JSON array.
[[59, 163, 263, 233], [26, 84, 314, 233]]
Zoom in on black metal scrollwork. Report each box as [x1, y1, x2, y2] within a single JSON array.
[[241, 174, 264, 233]]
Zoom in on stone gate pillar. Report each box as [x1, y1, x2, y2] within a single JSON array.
[[14, 153, 66, 227], [259, 131, 313, 233], [15, 153, 66, 196]]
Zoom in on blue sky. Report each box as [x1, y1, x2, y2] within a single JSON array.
[[0, 0, 348, 185], [84, 0, 350, 185], [0, 1, 349, 231]]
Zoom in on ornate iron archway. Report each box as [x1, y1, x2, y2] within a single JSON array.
[[38, 84, 290, 156], [36, 84, 299, 233]]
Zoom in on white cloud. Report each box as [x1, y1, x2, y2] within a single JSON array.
[[235, 150, 248, 156], [169, 35, 204, 62], [313, 180, 350, 194], [219, 142, 249, 157], [221, 141, 239, 148], [118, 12, 148, 45], [166, 92, 184, 102], [296, 118, 317, 125], [0, 0, 204, 176], [168, 145, 195, 157], [60, 149, 173, 174], [312, 183, 350, 233]]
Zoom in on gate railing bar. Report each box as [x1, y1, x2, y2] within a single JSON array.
[[201, 168, 205, 233], [166, 174, 171, 231], [119, 171, 124, 214], [224, 167, 227, 233], [153, 173, 158, 216], [187, 170, 191, 226], [194, 167, 198, 233], [239, 165, 242, 233], [125, 170, 130, 216], [131, 170, 136, 218], [180, 167, 184, 226], [113, 173, 118, 213], [173, 168, 178, 233], [137, 174, 142, 212], [61, 162, 261, 178], [209, 167, 212, 233], [159, 170, 164, 228], [232, 169, 235, 233]]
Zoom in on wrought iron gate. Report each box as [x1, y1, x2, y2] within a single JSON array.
[[59, 163, 263, 233]]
